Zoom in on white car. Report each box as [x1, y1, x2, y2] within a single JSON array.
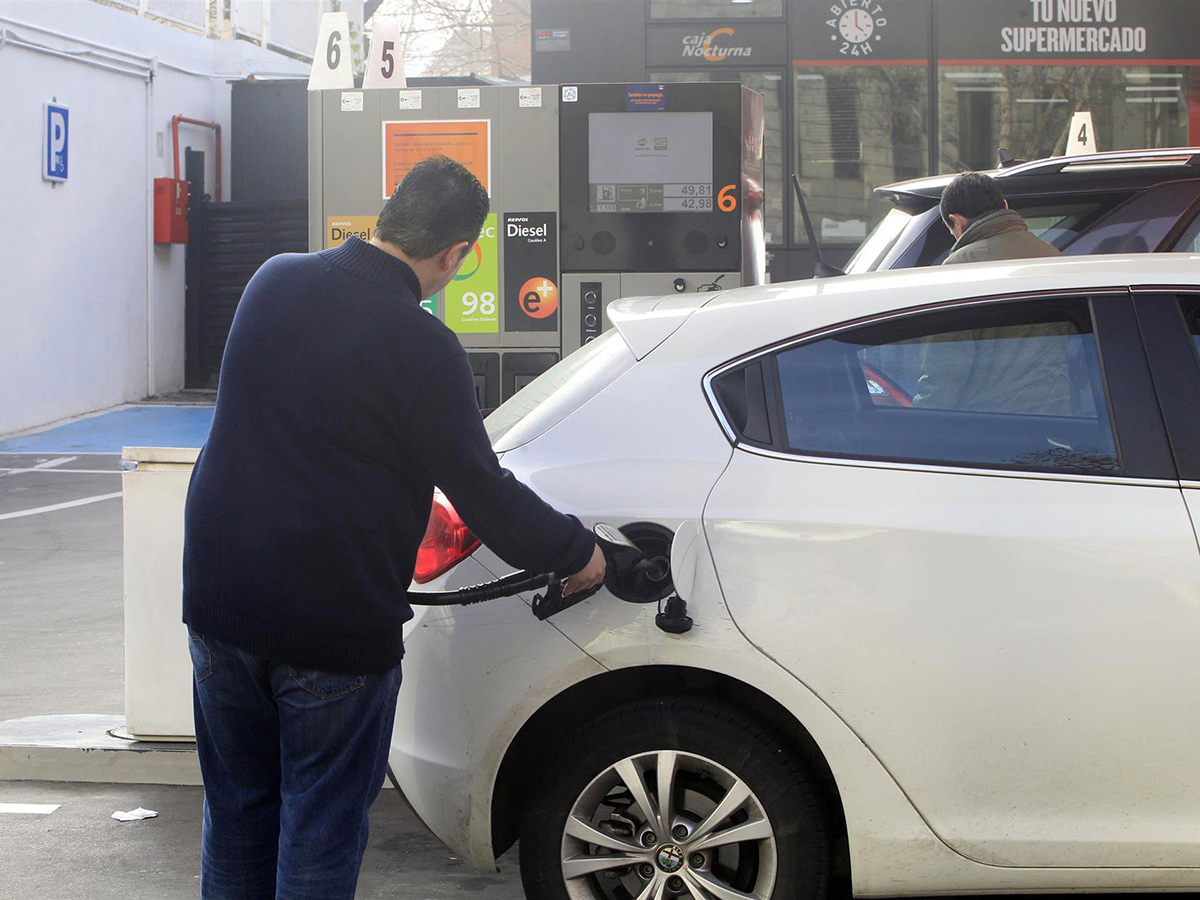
[[393, 255, 1200, 900]]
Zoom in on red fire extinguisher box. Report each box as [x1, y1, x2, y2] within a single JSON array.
[[153, 177, 189, 244]]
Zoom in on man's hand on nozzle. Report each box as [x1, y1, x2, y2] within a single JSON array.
[[563, 543, 606, 596]]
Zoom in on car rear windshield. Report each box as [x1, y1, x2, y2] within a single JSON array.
[[845, 208, 914, 274], [485, 330, 636, 452], [857, 192, 1134, 270]]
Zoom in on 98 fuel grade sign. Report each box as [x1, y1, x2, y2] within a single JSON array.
[[444, 214, 499, 334]]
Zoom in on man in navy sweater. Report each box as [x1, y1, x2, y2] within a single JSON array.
[[182, 156, 604, 900]]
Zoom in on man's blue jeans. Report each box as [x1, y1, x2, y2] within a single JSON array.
[[188, 628, 403, 900]]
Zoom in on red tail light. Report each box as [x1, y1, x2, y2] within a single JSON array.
[[413, 492, 481, 584]]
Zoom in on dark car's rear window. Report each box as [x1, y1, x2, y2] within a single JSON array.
[[1064, 181, 1200, 255], [874, 191, 1135, 270]]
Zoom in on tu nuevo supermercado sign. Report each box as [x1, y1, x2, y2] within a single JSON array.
[[937, 0, 1199, 62], [1003, 0, 1145, 54]]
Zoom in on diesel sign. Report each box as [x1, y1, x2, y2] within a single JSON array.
[[504, 212, 559, 333], [508, 221, 549, 239]]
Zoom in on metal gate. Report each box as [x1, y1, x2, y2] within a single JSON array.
[[185, 175, 307, 388]]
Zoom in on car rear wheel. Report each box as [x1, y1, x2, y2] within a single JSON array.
[[519, 698, 830, 900]]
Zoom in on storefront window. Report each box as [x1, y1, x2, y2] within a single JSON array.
[[650, 0, 783, 19], [793, 65, 928, 246], [650, 69, 786, 244], [940, 65, 1194, 173]]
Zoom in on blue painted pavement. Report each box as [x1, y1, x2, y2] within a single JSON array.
[[0, 406, 214, 453]]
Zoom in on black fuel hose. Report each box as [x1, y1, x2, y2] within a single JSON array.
[[405, 523, 648, 617], [408, 569, 555, 606]]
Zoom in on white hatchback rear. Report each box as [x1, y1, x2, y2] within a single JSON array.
[[396, 255, 1200, 900]]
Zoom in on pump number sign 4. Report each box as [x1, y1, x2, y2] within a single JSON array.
[[444, 214, 498, 334]]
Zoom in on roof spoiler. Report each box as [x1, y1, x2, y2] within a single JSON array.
[[792, 173, 845, 279]]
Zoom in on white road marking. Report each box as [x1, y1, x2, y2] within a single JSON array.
[[0, 803, 60, 815], [0, 451, 125, 457], [33, 456, 76, 469], [0, 456, 77, 478], [0, 468, 120, 475], [0, 492, 122, 521]]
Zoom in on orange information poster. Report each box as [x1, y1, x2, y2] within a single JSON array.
[[382, 120, 491, 199]]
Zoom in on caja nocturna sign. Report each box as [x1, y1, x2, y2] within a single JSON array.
[[648, 22, 786, 67], [682, 27, 753, 62]]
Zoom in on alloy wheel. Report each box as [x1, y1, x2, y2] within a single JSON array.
[[559, 749, 777, 900]]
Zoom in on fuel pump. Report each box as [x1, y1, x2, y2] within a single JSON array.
[[307, 81, 764, 410]]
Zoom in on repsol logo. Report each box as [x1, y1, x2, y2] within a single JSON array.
[[681, 27, 752, 61]]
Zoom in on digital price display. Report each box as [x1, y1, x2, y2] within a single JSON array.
[[588, 111, 714, 214]]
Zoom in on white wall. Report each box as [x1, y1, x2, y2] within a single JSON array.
[[0, 0, 308, 436]]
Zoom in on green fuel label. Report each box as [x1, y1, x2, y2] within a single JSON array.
[[444, 214, 498, 334]]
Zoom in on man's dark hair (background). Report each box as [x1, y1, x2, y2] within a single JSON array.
[[376, 155, 489, 260], [940, 171, 1006, 227]]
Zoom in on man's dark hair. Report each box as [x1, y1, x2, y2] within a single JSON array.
[[940, 171, 1006, 226], [376, 155, 489, 260]]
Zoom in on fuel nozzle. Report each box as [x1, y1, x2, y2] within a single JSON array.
[[531, 523, 648, 620], [593, 523, 644, 576]]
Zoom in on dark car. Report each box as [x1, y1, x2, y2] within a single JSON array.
[[845, 147, 1200, 275]]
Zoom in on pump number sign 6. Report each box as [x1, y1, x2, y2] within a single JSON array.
[[307, 12, 353, 90]]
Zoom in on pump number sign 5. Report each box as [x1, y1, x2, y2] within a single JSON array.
[[444, 214, 498, 334]]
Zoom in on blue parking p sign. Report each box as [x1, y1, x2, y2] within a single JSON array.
[[43, 102, 69, 182]]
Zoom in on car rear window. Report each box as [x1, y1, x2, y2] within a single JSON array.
[[1064, 182, 1200, 255], [845, 208, 914, 274], [1017, 198, 1120, 246], [1170, 211, 1200, 254], [878, 192, 1134, 269], [485, 330, 635, 452]]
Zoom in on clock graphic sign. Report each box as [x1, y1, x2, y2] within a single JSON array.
[[827, 1, 887, 57]]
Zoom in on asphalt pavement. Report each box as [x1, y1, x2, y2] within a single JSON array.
[[0, 403, 216, 721], [0, 780, 526, 899], [0, 452, 125, 721]]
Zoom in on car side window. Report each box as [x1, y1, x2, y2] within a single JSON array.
[[1180, 297, 1200, 363], [770, 298, 1120, 475], [1171, 215, 1200, 254]]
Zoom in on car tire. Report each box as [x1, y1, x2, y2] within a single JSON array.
[[519, 697, 830, 900]]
